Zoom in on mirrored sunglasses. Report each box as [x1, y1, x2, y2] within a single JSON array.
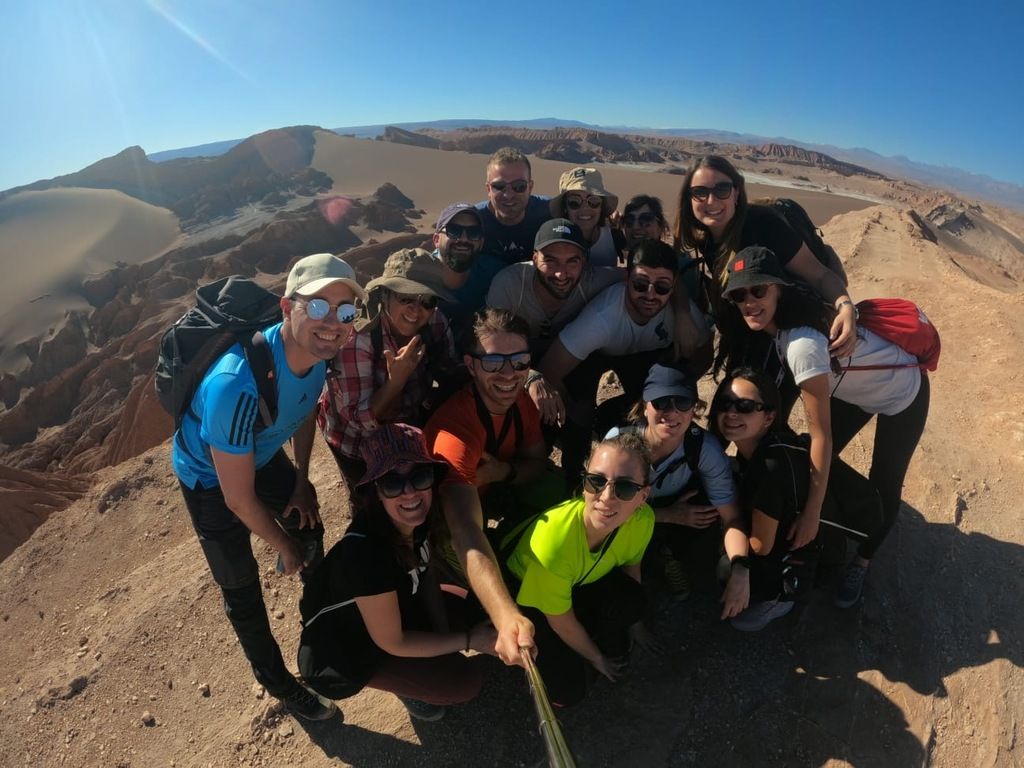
[[488, 179, 530, 194], [689, 182, 735, 202], [622, 211, 658, 227], [300, 298, 358, 323], [376, 464, 436, 499], [444, 222, 483, 241], [565, 195, 603, 211], [715, 396, 766, 414], [469, 351, 531, 373], [395, 293, 438, 310], [581, 472, 646, 501], [651, 395, 695, 413], [725, 284, 770, 303], [630, 278, 674, 296]]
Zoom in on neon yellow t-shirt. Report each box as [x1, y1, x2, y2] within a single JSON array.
[[506, 498, 654, 615]]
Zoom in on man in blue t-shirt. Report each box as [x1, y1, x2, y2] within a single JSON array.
[[476, 147, 551, 266], [173, 252, 365, 721], [430, 202, 507, 343]]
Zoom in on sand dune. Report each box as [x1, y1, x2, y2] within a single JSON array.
[[311, 132, 875, 230], [0, 188, 180, 373]]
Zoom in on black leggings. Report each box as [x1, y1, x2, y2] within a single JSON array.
[[521, 570, 646, 707], [830, 374, 930, 560]]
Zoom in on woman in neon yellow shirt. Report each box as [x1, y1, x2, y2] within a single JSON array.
[[505, 432, 654, 706]]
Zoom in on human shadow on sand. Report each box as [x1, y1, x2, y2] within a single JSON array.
[[295, 503, 1022, 766]]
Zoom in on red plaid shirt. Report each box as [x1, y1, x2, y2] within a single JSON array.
[[317, 311, 459, 460]]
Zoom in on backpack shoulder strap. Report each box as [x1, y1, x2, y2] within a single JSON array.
[[241, 330, 278, 429], [683, 425, 704, 477]]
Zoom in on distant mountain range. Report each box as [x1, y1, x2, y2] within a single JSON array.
[[146, 118, 1024, 210]]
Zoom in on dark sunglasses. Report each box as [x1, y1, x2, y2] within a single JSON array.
[[689, 182, 735, 202], [297, 298, 358, 323], [715, 396, 767, 414], [725, 284, 770, 304], [444, 222, 483, 241], [565, 195, 603, 211], [470, 351, 531, 373], [622, 211, 658, 227], [394, 293, 438, 310], [488, 179, 530, 194], [630, 278, 674, 296], [581, 472, 646, 501], [376, 464, 436, 499], [651, 395, 695, 413]]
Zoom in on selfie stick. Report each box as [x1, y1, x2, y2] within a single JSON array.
[[520, 647, 577, 768]]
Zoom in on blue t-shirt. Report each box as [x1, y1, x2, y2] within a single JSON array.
[[476, 196, 551, 266], [431, 248, 507, 344], [172, 322, 326, 490]]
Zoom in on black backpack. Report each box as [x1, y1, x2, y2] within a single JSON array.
[[155, 275, 282, 429], [763, 198, 848, 286]]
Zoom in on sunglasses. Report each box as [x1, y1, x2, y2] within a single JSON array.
[[581, 472, 646, 501], [622, 211, 658, 227], [689, 182, 735, 202], [376, 464, 436, 499], [394, 293, 438, 310], [630, 278, 674, 296], [297, 298, 358, 323], [651, 395, 695, 413], [725, 284, 770, 303], [715, 396, 767, 414], [469, 351, 531, 373], [565, 195, 603, 211], [488, 179, 530, 194], [444, 222, 483, 241]]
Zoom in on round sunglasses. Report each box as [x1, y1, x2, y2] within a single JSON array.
[[296, 298, 358, 323], [565, 195, 603, 211], [630, 278, 674, 296], [650, 395, 695, 413], [725, 284, 770, 304], [581, 472, 646, 501], [393, 293, 438, 310], [376, 464, 436, 499]]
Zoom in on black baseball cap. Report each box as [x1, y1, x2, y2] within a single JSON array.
[[534, 218, 587, 253], [724, 246, 793, 293]]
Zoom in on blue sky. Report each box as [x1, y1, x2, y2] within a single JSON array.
[[2, 0, 1022, 191]]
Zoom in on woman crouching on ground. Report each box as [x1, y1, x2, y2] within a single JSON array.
[[709, 368, 820, 631], [298, 424, 496, 722], [503, 432, 655, 706], [607, 364, 748, 616]]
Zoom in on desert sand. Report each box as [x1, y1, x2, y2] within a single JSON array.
[[0, 130, 1022, 767], [0, 187, 181, 375]]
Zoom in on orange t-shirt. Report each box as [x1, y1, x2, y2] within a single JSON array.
[[425, 385, 543, 489]]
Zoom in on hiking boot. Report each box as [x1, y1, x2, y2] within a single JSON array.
[[398, 696, 446, 722], [730, 598, 795, 632], [662, 551, 691, 600], [281, 682, 338, 721], [835, 562, 869, 608]]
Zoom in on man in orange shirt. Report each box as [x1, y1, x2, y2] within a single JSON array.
[[425, 308, 561, 667]]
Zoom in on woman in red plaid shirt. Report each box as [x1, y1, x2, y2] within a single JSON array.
[[317, 247, 465, 502]]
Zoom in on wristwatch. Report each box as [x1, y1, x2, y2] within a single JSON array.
[[837, 299, 860, 320]]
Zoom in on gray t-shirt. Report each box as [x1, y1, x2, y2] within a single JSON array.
[[487, 263, 622, 343], [776, 326, 921, 415]]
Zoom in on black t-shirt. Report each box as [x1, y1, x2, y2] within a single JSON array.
[[298, 511, 432, 682], [477, 196, 551, 265], [737, 433, 810, 560], [739, 205, 804, 267]]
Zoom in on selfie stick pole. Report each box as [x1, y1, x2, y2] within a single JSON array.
[[520, 647, 577, 768]]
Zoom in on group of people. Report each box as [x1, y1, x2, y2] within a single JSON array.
[[171, 148, 931, 724]]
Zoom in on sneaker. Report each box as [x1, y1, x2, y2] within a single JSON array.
[[835, 562, 868, 608], [730, 599, 795, 632], [662, 552, 691, 600], [398, 696, 446, 722], [281, 682, 338, 721]]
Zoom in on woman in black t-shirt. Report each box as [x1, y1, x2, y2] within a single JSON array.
[[297, 424, 496, 722], [708, 368, 820, 632], [671, 154, 858, 359]]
